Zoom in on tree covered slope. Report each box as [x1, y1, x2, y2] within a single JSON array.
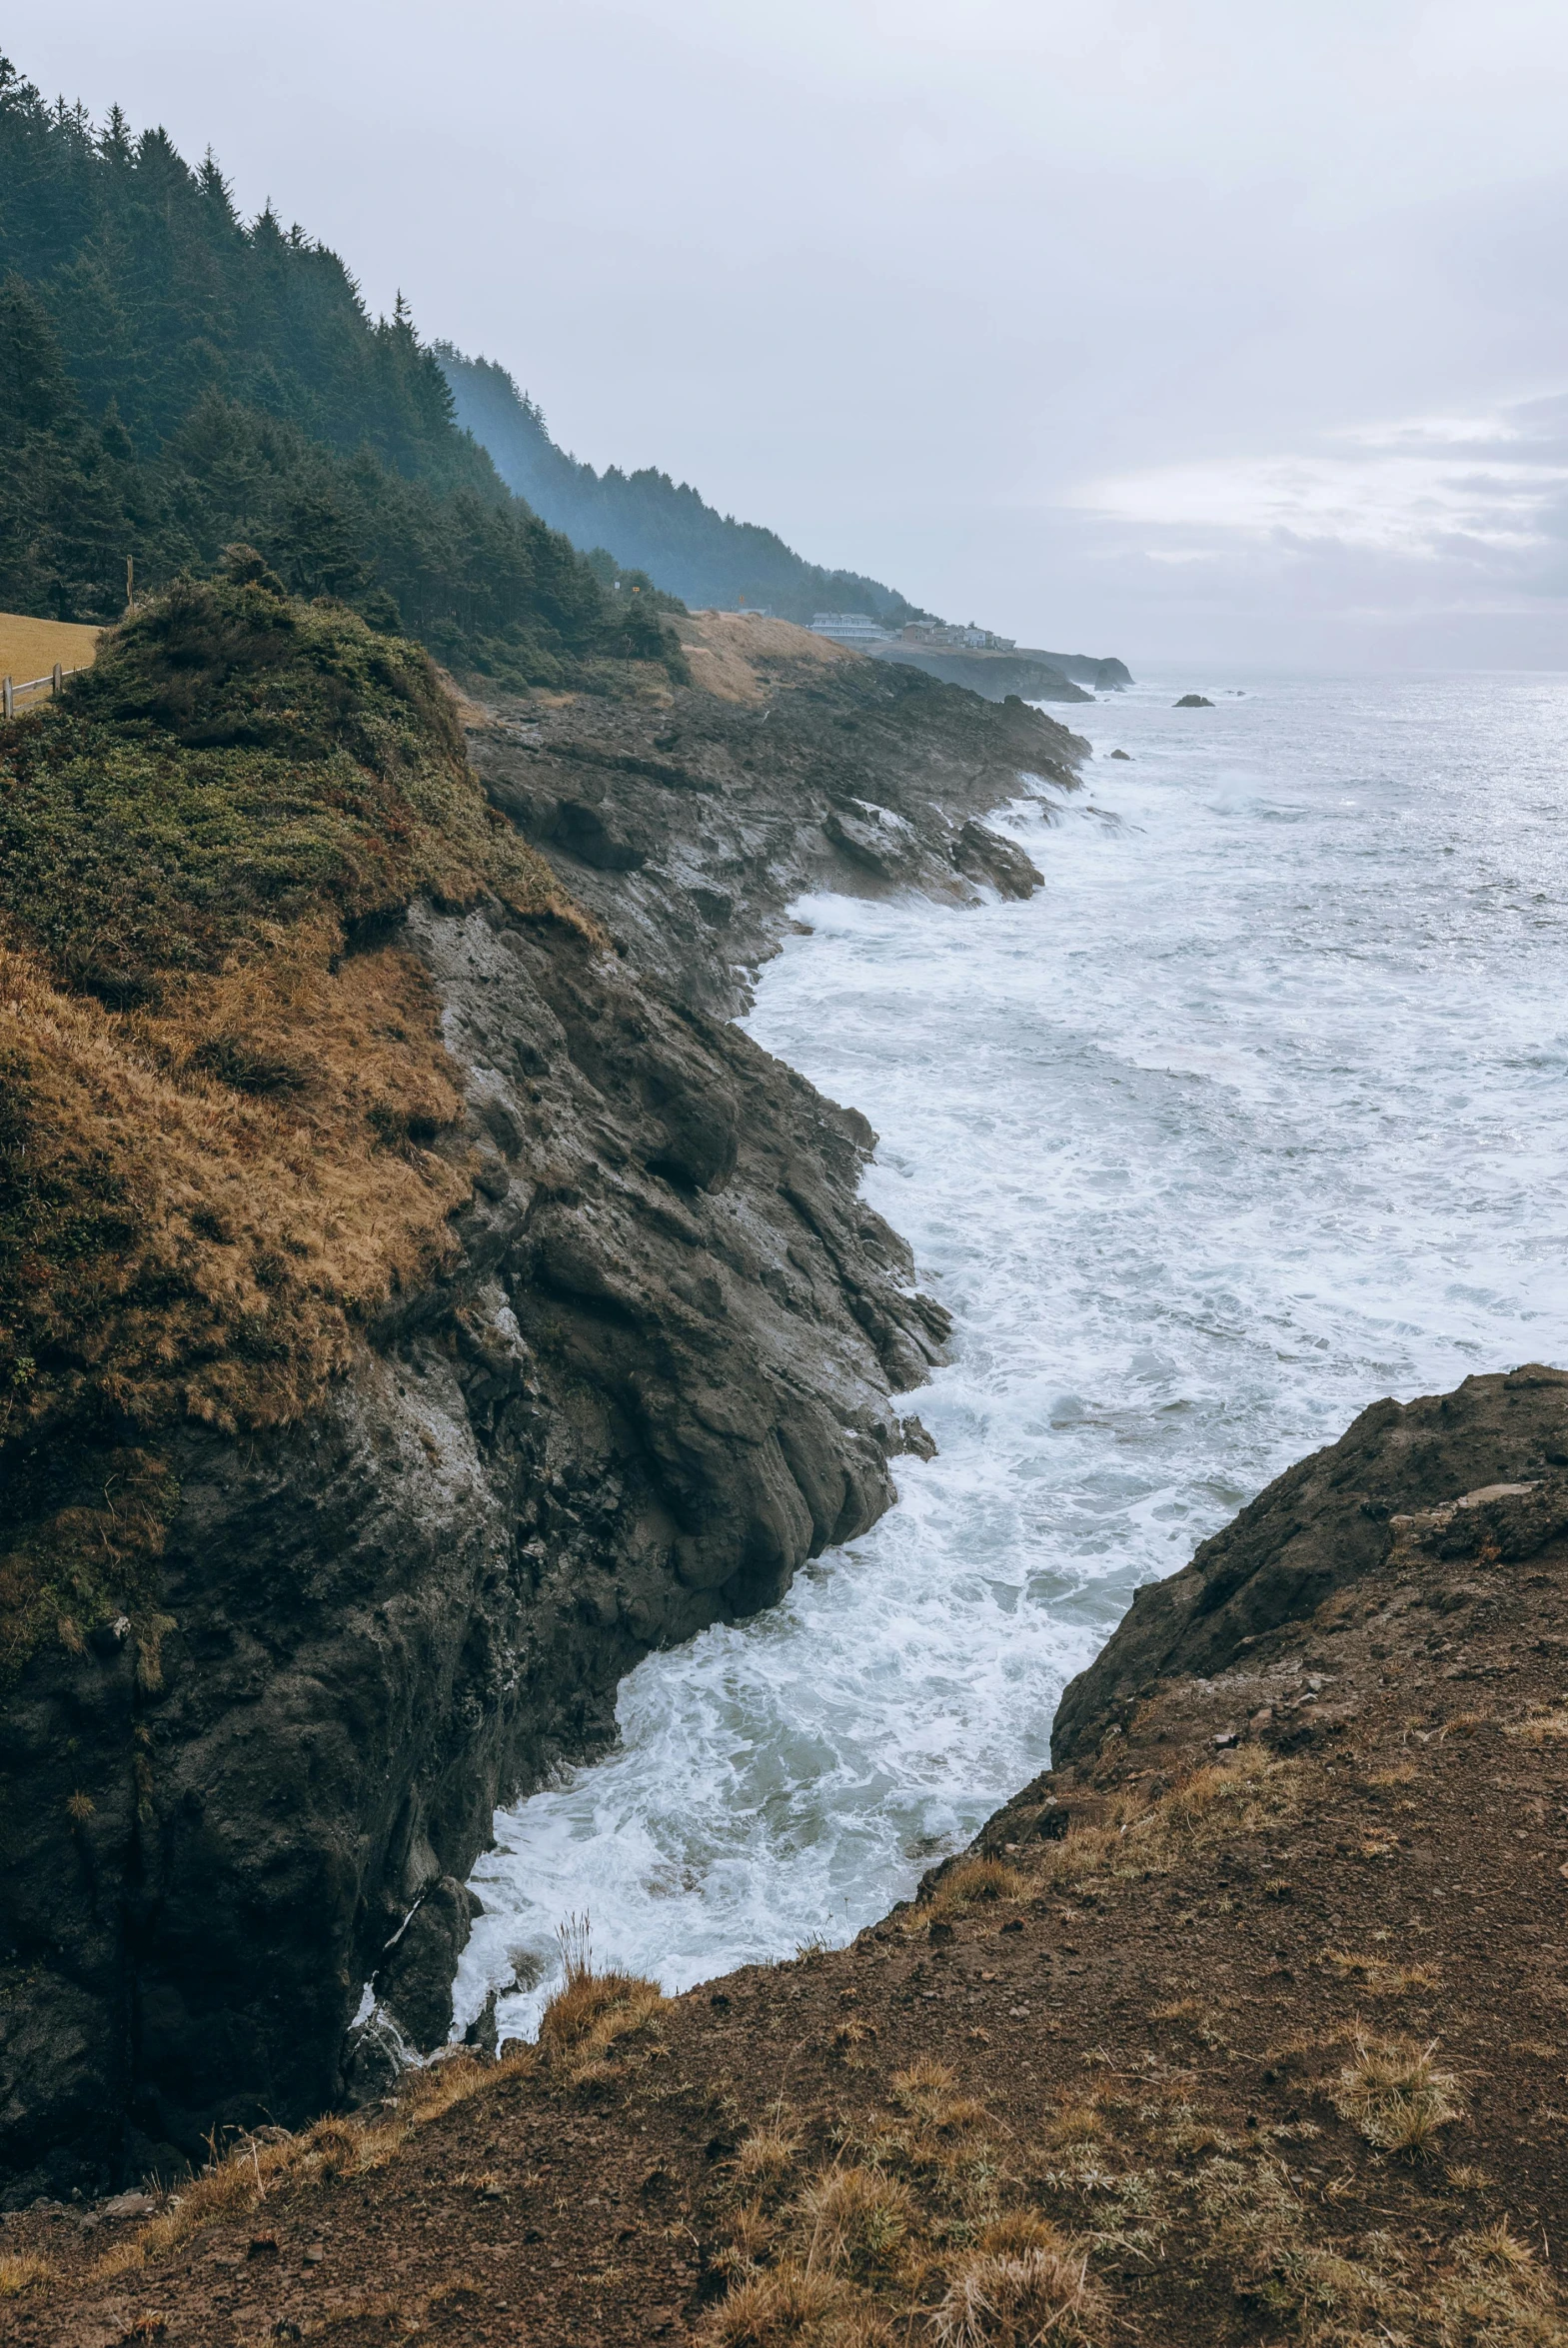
[[438, 345, 931, 628], [0, 58, 677, 688]]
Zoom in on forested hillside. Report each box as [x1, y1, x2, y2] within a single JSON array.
[[438, 346, 931, 627], [0, 58, 676, 687]]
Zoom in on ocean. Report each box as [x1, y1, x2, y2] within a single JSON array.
[[454, 668, 1568, 2039]]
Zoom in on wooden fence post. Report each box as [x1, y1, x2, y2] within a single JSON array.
[[52, 663, 63, 698], [2, 677, 12, 721]]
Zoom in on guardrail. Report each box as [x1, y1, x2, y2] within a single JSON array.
[[1, 662, 83, 719]]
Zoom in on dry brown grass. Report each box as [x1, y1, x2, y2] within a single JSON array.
[[678, 612, 858, 706], [931, 2242, 1102, 2346], [0, 925, 487, 1673], [702, 2262, 884, 2346], [921, 1858, 1027, 1923], [0, 2252, 54, 2297], [0, 610, 100, 689], [1018, 1748, 1305, 1898], [801, 2166, 913, 2283], [1507, 1708, 1568, 1745], [1331, 2032, 1464, 2156], [86, 2045, 529, 2282], [537, 1923, 664, 2081], [737, 2120, 804, 2187], [1322, 1949, 1441, 1998]]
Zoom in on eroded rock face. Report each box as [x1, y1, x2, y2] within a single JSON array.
[[1051, 1365, 1568, 1767], [468, 651, 1083, 1019], [0, 651, 1085, 2198]]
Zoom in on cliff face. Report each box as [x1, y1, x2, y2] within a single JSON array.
[[0, 608, 1085, 2198], [868, 645, 1133, 704]]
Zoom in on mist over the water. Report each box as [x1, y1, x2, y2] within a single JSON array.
[[455, 671, 1568, 2039]]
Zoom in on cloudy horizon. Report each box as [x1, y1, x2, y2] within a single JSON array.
[[19, 1, 1568, 668]]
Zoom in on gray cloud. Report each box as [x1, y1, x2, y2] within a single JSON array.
[[19, 0, 1568, 665]]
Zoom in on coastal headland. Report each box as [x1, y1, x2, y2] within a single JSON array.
[[0, 591, 1083, 2201]]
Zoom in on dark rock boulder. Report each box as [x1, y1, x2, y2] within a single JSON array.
[[1173, 694, 1214, 708], [824, 799, 923, 882], [950, 820, 1041, 900], [373, 1877, 482, 2053]]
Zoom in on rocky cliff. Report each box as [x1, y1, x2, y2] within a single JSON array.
[[869, 645, 1133, 703], [0, 597, 1085, 2198]]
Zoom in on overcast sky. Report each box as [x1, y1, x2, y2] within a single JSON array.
[[21, 2, 1568, 667]]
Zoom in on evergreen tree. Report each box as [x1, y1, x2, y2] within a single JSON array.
[[0, 53, 681, 685]]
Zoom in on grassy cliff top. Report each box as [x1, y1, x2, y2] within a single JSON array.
[[0, 561, 577, 1678]]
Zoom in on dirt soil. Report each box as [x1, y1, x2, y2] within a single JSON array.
[[10, 1376, 1568, 2345]]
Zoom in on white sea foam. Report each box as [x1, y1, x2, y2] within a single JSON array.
[[455, 669, 1568, 2040]]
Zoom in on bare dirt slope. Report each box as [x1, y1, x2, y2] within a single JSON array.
[[11, 1368, 1568, 2346]]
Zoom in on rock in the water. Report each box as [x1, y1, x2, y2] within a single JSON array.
[[338, 2010, 411, 2110], [949, 820, 1042, 899], [824, 799, 922, 881], [1173, 694, 1213, 708], [373, 1877, 481, 2052], [1108, 748, 1131, 760]]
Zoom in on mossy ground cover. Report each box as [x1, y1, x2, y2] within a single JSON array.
[[0, 560, 577, 1677]]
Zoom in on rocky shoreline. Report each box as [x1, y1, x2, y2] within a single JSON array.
[[11, 1365, 1568, 2346], [1, 614, 1087, 2200]]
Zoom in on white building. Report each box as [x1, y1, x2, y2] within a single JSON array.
[[807, 612, 893, 646]]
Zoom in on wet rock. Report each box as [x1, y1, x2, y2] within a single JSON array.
[[950, 820, 1041, 899], [1173, 694, 1213, 708], [374, 1878, 481, 2053], [825, 799, 922, 880], [338, 2011, 409, 2110]]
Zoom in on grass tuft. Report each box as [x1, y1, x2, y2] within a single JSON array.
[[737, 2120, 804, 2186], [700, 2262, 864, 2345], [1322, 1949, 1441, 1998], [923, 1858, 1026, 1922], [1331, 2032, 1464, 2155], [538, 1918, 664, 2078], [801, 2166, 913, 2283], [0, 2254, 53, 2297], [931, 2244, 1101, 2346]]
